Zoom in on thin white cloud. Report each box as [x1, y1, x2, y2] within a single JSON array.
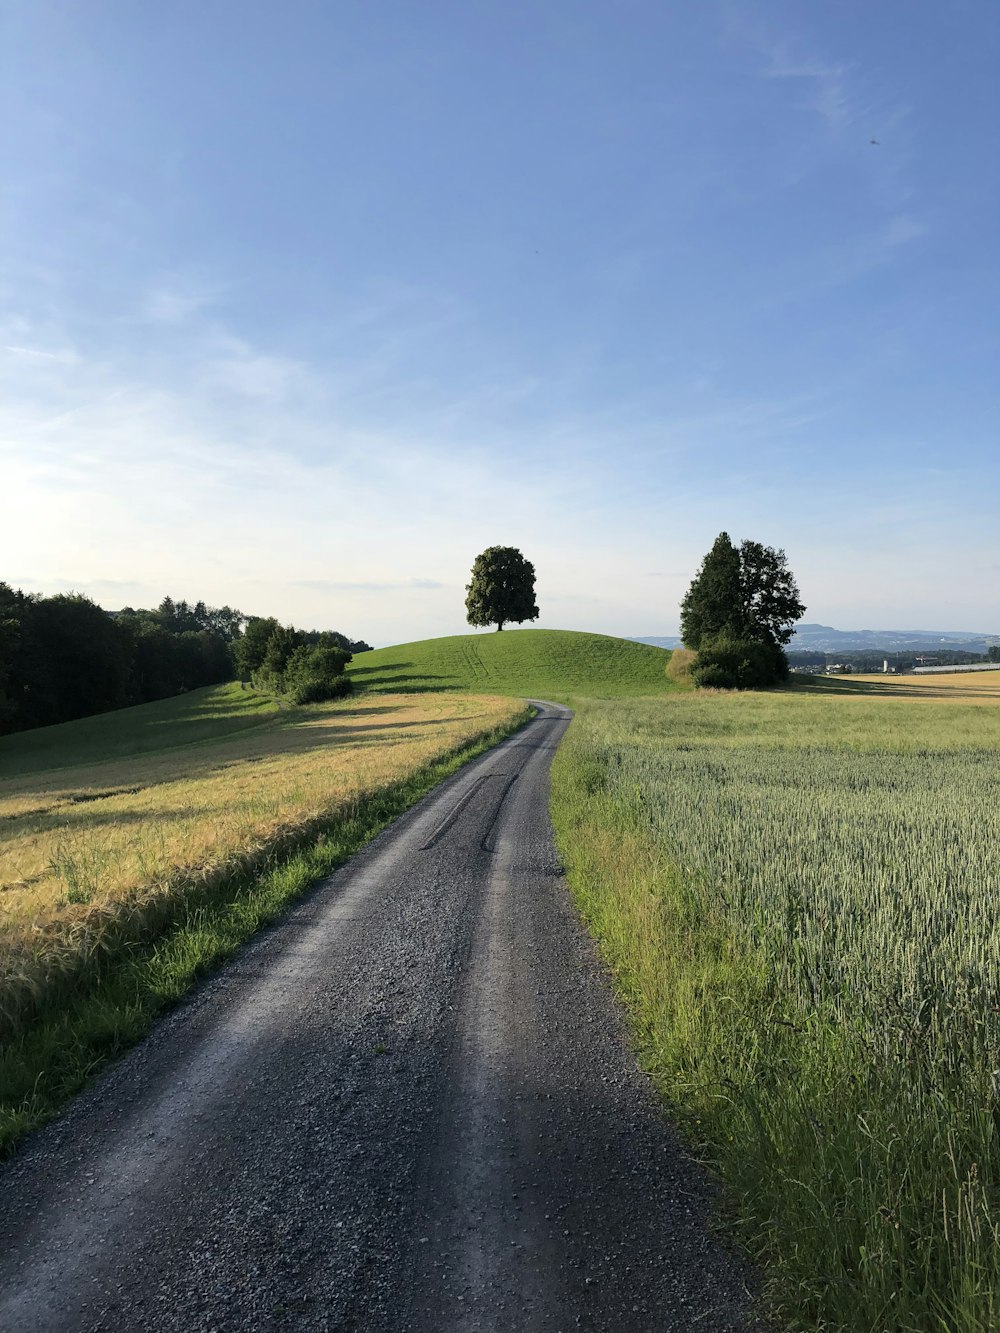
[[1, 343, 78, 364], [141, 276, 220, 325], [725, 13, 915, 197], [882, 215, 925, 248], [749, 212, 927, 314], [763, 49, 858, 129], [205, 344, 307, 402]]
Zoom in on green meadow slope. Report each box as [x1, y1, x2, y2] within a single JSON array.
[[0, 683, 281, 780], [348, 629, 675, 699], [0, 628, 673, 778]]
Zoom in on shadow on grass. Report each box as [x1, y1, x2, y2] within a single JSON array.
[[350, 669, 456, 693], [349, 661, 414, 677], [0, 687, 279, 779], [3, 712, 463, 826]]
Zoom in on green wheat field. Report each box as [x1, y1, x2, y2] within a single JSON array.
[[551, 671, 1000, 1333]]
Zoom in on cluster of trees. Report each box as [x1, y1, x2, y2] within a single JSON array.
[[114, 598, 246, 705], [0, 585, 371, 735], [680, 533, 806, 689], [234, 619, 357, 704], [0, 588, 245, 734]]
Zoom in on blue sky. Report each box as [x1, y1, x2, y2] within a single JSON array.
[[2, 1, 997, 646]]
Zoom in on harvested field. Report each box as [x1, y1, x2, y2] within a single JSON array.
[[0, 684, 524, 1040]]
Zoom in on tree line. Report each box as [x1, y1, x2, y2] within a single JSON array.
[[789, 647, 1000, 673], [0, 585, 371, 735]]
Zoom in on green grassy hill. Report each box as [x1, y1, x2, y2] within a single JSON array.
[[348, 629, 675, 699]]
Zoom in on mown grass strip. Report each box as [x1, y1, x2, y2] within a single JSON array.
[[0, 709, 530, 1157]]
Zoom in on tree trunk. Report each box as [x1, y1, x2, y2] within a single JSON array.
[[496, 622, 504, 631]]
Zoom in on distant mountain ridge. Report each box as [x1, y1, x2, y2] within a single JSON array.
[[628, 636, 683, 650], [788, 624, 999, 654], [629, 624, 999, 654]]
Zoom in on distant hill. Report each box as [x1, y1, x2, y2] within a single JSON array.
[[348, 630, 676, 698], [627, 635, 683, 650], [630, 625, 998, 654], [789, 624, 998, 654]]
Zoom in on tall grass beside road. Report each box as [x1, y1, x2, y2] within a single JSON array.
[[551, 679, 1000, 1333], [0, 685, 527, 1152]]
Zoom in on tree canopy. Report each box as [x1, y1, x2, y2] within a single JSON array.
[[680, 532, 805, 650], [737, 540, 807, 648], [465, 546, 539, 632], [678, 533, 743, 650], [680, 533, 805, 688]]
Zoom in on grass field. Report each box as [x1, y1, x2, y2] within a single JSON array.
[[349, 628, 675, 698], [0, 683, 284, 779], [551, 671, 1000, 1333], [7, 627, 1000, 1328], [0, 682, 526, 1150]]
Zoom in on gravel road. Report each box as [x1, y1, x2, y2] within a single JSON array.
[[0, 701, 759, 1332]]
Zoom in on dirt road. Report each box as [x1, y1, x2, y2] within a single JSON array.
[[0, 702, 757, 1331]]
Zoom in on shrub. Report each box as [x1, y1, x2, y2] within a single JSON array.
[[666, 647, 697, 684], [693, 631, 788, 690], [282, 644, 353, 704], [288, 673, 353, 706], [691, 661, 739, 689]]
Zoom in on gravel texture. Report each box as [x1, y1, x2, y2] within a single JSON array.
[[0, 702, 761, 1332]]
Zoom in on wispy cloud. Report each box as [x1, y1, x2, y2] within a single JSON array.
[[0, 210, 980, 643], [755, 212, 927, 313], [724, 8, 884, 137], [724, 11, 915, 200], [141, 278, 219, 325], [203, 336, 307, 402], [761, 47, 863, 132], [1, 343, 78, 364], [1, 297, 809, 639]]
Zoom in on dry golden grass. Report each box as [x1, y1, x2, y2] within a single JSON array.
[[842, 669, 1000, 700], [665, 646, 697, 684], [800, 669, 1000, 703], [0, 690, 522, 1029], [805, 671, 1000, 703]]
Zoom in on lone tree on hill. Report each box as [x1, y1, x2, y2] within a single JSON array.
[[680, 532, 805, 688], [465, 546, 539, 632]]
